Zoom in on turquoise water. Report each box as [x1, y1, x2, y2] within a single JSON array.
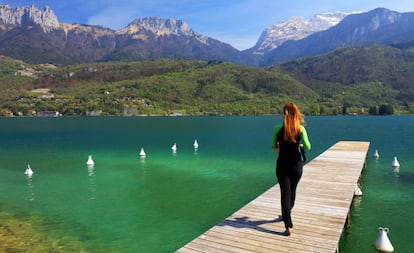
[[0, 116, 413, 252]]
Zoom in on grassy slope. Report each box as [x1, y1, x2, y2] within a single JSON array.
[[2, 43, 414, 116]]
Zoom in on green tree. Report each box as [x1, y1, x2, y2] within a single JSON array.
[[369, 106, 378, 115], [378, 104, 394, 115]]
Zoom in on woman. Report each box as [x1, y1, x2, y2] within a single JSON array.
[[272, 102, 311, 236]]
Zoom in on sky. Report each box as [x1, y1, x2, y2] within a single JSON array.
[[3, 0, 414, 50]]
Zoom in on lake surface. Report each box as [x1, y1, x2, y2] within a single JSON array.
[[0, 116, 413, 252]]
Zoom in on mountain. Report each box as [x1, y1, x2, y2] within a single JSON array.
[[0, 4, 59, 32], [262, 8, 414, 66], [2, 43, 414, 116], [1, 5, 414, 69], [248, 11, 352, 56], [105, 17, 249, 64], [272, 43, 414, 112], [0, 4, 250, 65], [0, 58, 318, 116]]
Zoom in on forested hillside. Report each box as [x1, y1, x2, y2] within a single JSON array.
[[273, 44, 414, 114], [1, 43, 414, 117], [0, 58, 316, 116]]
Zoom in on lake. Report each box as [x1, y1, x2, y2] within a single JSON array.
[[0, 116, 413, 252]]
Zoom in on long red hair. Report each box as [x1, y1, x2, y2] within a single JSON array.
[[283, 102, 304, 142]]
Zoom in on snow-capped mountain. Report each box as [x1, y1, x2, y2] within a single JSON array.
[[0, 4, 245, 65], [0, 4, 413, 67], [250, 11, 356, 55], [261, 8, 414, 66]]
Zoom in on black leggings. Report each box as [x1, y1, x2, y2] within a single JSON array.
[[276, 160, 303, 229]]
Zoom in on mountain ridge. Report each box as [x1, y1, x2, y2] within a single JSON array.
[[1, 5, 414, 67], [0, 4, 351, 55], [0, 4, 247, 65], [262, 8, 414, 65], [0, 4, 59, 32], [1, 42, 414, 116], [249, 11, 354, 55]]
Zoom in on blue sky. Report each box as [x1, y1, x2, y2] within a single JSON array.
[[3, 0, 414, 50]]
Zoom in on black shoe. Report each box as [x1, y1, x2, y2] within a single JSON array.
[[285, 227, 292, 236]]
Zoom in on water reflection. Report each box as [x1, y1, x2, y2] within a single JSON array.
[[137, 151, 149, 185], [140, 156, 146, 165], [392, 167, 400, 183], [352, 195, 363, 214], [26, 175, 35, 201], [87, 164, 96, 200], [87, 164, 94, 176]]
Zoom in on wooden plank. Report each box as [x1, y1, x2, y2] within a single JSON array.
[[176, 141, 370, 253]]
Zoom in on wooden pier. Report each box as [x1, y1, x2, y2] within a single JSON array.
[[176, 141, 370, 253]]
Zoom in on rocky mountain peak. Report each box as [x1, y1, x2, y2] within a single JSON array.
[[0, 4, 59, 32], [251, 11, 354, 55], [117, 17, 209, 45], [342, 8, 402, 34], [124, 17, 195, 36], [308, 11, 352, 30]]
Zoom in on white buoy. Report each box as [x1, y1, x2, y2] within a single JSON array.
[[171, 143, 177, 152], [193, 139, 199, 149], [24, 164, 33, 177], [373, 149, 379, 159], [391, 156, 400, 168], [139, 147, 146, 157], [86, 155, 94, 166], [373, 227, 394, 252], [354, 184, 363, 196]]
